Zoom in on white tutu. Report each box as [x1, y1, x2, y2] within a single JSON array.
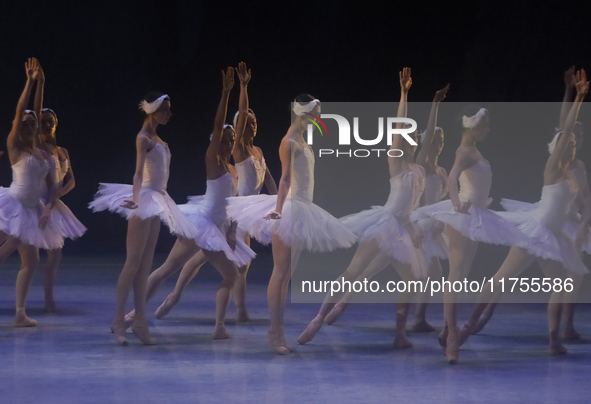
[[502, 198, 591, 256], [226, 194, 357, 253], [0, 188, 64, 250], [88, 183, 198, 240], [340, 206, 426, 278], [50, 200, 87, 240], [415, 217, 449, 261], [179, 194, 255, 267]]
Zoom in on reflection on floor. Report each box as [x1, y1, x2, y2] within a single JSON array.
[[0, 254, 589, 404]]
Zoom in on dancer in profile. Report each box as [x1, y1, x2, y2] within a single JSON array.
[[141, 62, 276, 322], [0, 58, 65, 326], [124, 67, 255, 339], [298, 69, 437, 348], [34, 64, 86, 313], [466, 70, 590, 352], [227, 94, 356, 354], [90, 91, 199, 345], [411, 103, 529, 363]]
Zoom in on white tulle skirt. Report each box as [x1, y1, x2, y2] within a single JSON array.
[[0, 188, 65, 250], [411, 200, 527, 248], [414, 217, 449, 261], [226, 194, 357, 253], [88, 183, 198, 240], [339, 206, 426, 278], [178, 195, 255, 267], [49, 200, 87, 240]]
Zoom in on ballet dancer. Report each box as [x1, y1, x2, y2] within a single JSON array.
[[298, 69, 436, 348], [89, 91, 200, 345], [467, 70, 591, 349], [0, 58, 66, 326], [226, 94, 357, 354], [411, 102, 530, 363], [33, 64, 87, 313], [124, 67, 255, 339], [145, 62, 277, 322]]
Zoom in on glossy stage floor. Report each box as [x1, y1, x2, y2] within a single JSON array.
[[0, 253, 589, 404]]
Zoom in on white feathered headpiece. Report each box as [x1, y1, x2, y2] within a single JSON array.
[[139, 94, 170, 114], [293, 99, 320, 116], [462, 108, 488, 129]]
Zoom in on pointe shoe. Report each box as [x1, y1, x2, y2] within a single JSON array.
[[268, 326, 291, 355], [43, 300, 57, 313], [445, 333, 459, 364], [212, 323, 230, 340], [393, 335, 413, 349], [562, 329, 581, 341], [14, 311, 38, 328], [549, 341, 568, 356], [110, 322, 129, 346], [297, 317, 323, 345], [325, 303, 347, 325], [131, 323, 157, 345], [155, 293, 180, 319], [410, 319, 436, 333]]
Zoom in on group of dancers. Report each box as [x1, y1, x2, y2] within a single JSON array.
[[1, 59, 589, 364]]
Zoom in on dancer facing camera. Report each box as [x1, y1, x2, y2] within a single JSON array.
[[227, 93, 357, 354], [90, 90, 200, 345]]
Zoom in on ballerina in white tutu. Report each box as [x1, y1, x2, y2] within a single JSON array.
[[411, 103, 530, 364], [298, 69, 436, 348], [33, 65, 86, 313], [466, 70, 591, 351], [124, 67, 255, 339], [0, 58, 65, 327], [144, 62, 277, 322], [89, 90, 198, 345], [226, 94, 356, 354]]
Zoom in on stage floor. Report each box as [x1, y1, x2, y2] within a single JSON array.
[[0, 254, 590, 404]]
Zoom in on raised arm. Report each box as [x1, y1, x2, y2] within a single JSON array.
[[264, 137, 293, 219], [546, 69, 588, 177], [8, 58, 39, 151], [33, 64, 46, 128], [391, 67, 411, 152], [416, 84, 449, 167], [206, 67, 234, 165], [559, 66, 575, 131], [234, 62, 251, 153]]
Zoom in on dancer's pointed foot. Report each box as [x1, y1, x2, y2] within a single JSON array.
[[325, 303, 347, 325], [124, 312, 135, 330], [43, 299, 57, 313], [236, 308, 250, 323], [132, 322, 157, 345], [410, 318, 436, 333], [110, 321, 128, 346], [549, 341, 568, 356], [445, 332, 459, 364], [562, 328, 581, 341], [393, 335, 413, 349], [268, 326, 291, 355], [438, 324, 448, 350], [155, 292, 180, 319], [14, 309, 37, 327], [297, 316, 323, 345], [213, 323, 230, 340]]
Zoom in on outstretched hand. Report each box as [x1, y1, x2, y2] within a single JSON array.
[[399, 67, 412, 93], [222, 67, 235, 92], [264, 210, 281, 220], [121, 200, 138, 210], [236, 61, 251, 86], [25, 58, 40, 81], [453, 200, 471, 215], [434, 84, 450, 102], [574, 69, 589, 98]]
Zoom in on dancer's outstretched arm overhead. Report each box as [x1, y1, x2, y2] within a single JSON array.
[[388, 67, 412, 177], [207, 67, 234, 179], [234, 62, 251, 160], [559, 66, 576, 131], [416, 84, 449, 167]]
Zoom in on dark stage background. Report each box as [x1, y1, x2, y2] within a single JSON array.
[[0, 1, 590, 254]]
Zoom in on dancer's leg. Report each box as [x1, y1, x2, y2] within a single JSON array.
[[268, 235, 295, 354], [14, 244, 40, 327], [391, 260, 418, 348], [0, 235, 22, 268], [201, 249, 239, 339], [154, 249, 207, 319], [233, 234, 251, 322], [539, 260, 568, 355], [412, 257, 442, 332], [562, 271, 584, 340], [43, 248, 62, 312]]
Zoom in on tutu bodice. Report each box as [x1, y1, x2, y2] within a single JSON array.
[[458, 160, 491, 207], [569, 165, 586, 219], [289, 145, 314, 202], [531, 180, 577, 233], [191, 172, 238, 227], [422, 173, 447, 206], [142, 143, 170, 192], [9, 155, 49, 208], [383, 170, 425, 221], [53, 155, 69, 187], [235, 155, 266, 196]]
